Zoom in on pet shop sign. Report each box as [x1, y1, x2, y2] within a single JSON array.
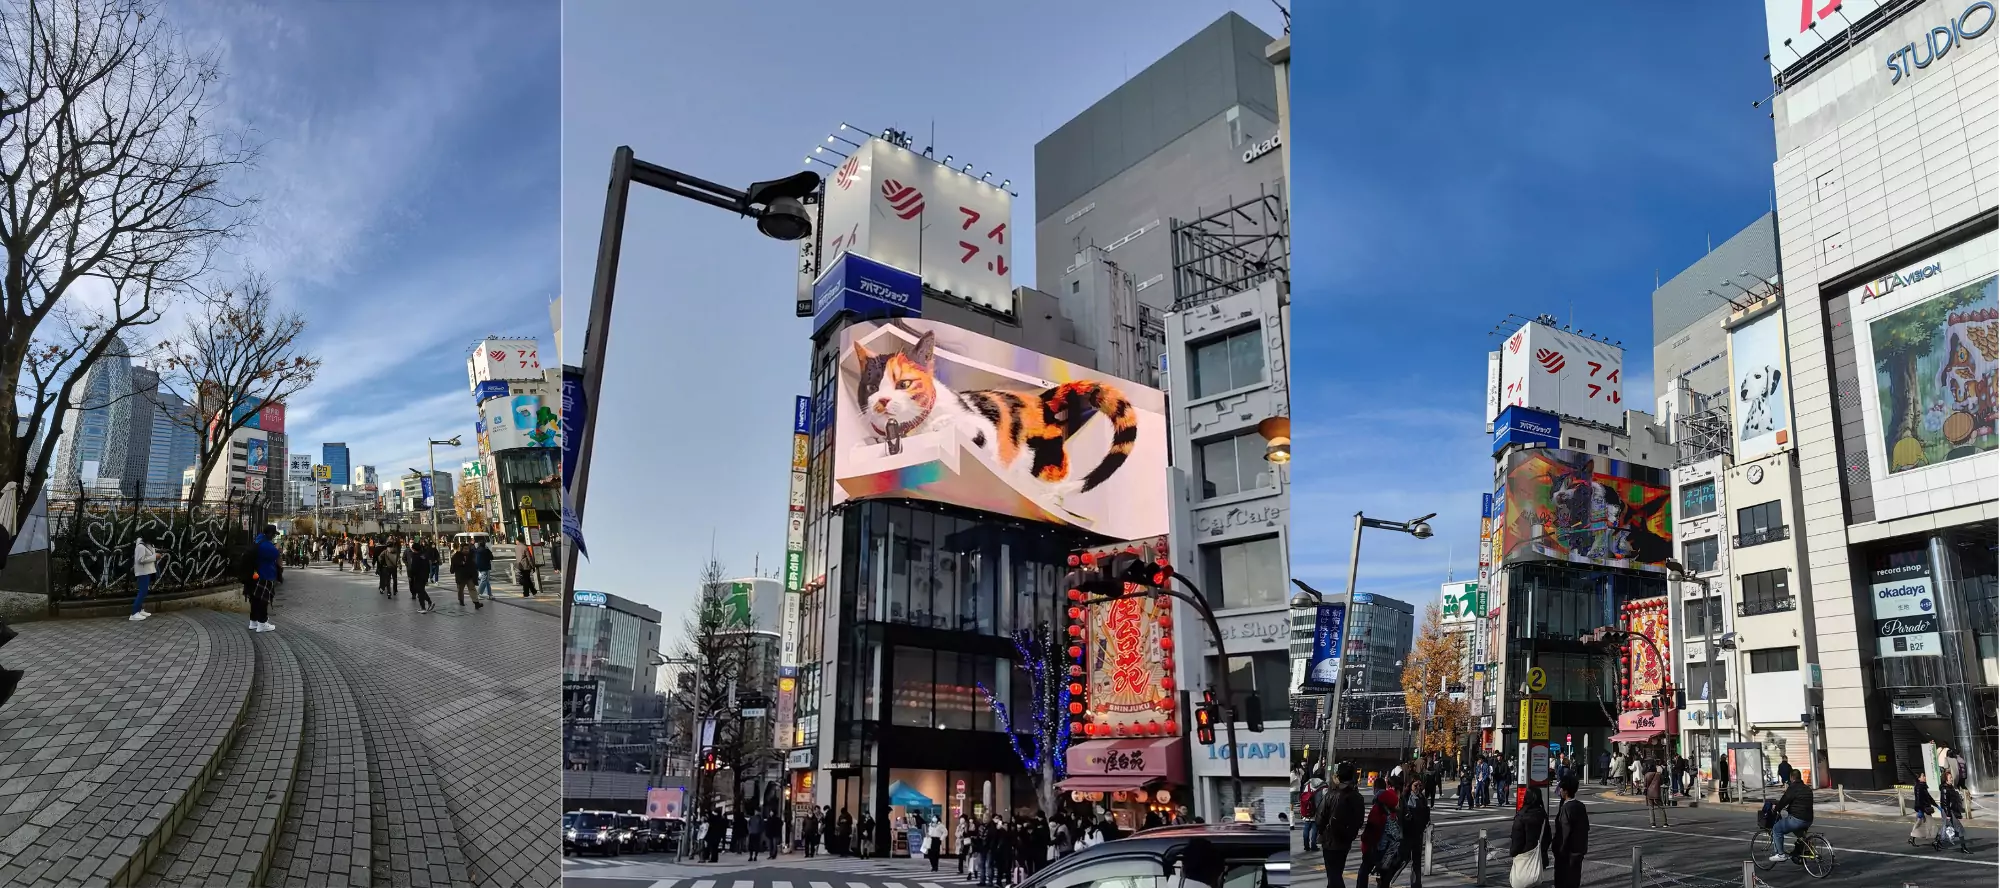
[[811, 252, 923, 336]]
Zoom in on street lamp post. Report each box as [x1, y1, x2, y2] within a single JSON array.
[[1665, 558, 1732, 799], [566, 147, 821, 638], [1289, 512, 1435, 766], [426, 437, 460, 542]]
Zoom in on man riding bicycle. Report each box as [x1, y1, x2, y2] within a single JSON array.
[[1769, 771, 1813, 861]]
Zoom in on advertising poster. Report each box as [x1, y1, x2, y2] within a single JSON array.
[[1496, 320, 1626, 428], [561, 367, 585, 491], [1856, 273, 1998, 476], [257, 402, 287, 434], [1728, 310, 1792, 458], [832, 319, 1168, 540], [1082, 592, 1176, 735], [481, 390, 559, 451], [1620, 597, 1671, 708], [1440, 582, 1480, 625], [1477, 493, 1493, 588], [244, 436, 269, 473], [468, 337, 543, 385], [1496, 448, 1672, 572], [1301, 603, 1345, 692], [819, 138, 1016, 315], [1870, 555, 1943, 657]]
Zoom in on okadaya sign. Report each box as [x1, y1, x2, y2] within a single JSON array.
[[812, 251, 922, 335], [1193, 728, 1288, 778], [1871, 559, 1943, 657], [1241, 133, 1281, 164], [1886, 1, 1994, 85]]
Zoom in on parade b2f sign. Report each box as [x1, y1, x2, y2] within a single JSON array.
[[832, 319, 1167, 541], [819, 137, 1016, 315]]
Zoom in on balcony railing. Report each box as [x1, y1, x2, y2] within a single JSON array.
[[1737, 596, 1797, 617], [1734, 525, 1789, 548]]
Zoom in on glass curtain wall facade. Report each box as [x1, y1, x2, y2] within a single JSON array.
[[1499, 562, 1664, 766], [563, 598, 661, 774]]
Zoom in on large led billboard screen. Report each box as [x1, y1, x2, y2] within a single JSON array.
[[832, 319, 1166, 540], [1495, 447, 1671, 572]]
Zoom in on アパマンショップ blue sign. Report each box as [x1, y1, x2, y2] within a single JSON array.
[[812, 252, 921, 335], [1493, 405, 1562, 453]]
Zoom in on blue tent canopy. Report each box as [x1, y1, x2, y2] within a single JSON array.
[[886, 781, 934, 807]]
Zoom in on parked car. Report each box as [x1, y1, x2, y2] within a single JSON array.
[[649, 817, 686, 853], [1023, 823, 1289, 887], [564, 810, 622, 857]]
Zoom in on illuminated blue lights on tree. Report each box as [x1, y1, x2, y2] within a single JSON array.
[[978, 625, 1071, 781]]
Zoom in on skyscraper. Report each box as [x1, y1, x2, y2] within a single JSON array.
[[322, 443, 351, 490]]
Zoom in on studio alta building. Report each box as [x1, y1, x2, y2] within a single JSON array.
[[1759, 0, 1997, 790]]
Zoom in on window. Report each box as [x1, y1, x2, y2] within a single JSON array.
[[891, 647, 935, 727], [1684, 537, 1719, 574], [1738, 569, 1792, 616], [1596, 444, 1611, 455], [1201, 536, 1285, 610], [1749, 647, 1800, 673], [1687, 595, 1724, 636], [1685, 661, 1728, 700], [1566, 437, 1586, 449], [1071, 280, 1080, 293], [1198, 431, 1273, 499], [1735, 501, 1786, 547], [1680, 481, 1717, 519], [1188, 328, 1264, 398], [1204, 651, 1291, 724]]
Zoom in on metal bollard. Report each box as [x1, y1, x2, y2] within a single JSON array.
[[1476, 828, 1488, 885], [1838, 784, 1847, 811], [1631, 847, 1643, 886], [1743, 861, 1756, 887], [1424, 823, 1435, 877], [1897, 786, 1907, 816]]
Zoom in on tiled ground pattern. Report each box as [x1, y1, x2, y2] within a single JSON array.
[[140, 629, 307, 887], [264, 630, 374, 887], [0, 610, 251, 886]]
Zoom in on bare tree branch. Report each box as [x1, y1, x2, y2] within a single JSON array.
[[0, 0, 257, 524]]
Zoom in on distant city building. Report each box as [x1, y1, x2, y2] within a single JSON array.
[[352, 464, 378, 488], [322, 443, 351, 491]]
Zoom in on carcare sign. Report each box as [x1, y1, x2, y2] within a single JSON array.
[[1871, 557, 1942, 657]]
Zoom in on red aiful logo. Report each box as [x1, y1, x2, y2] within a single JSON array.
[[1536, 348, 1566, 374], [881, 179, 924, 219], [835, 155, 861, 190], [489, 350, 506, 363], [1507, 332, 1524, 354]]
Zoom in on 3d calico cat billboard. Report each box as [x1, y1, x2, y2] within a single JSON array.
[[1494, 448, 1672, 573], [833, 319, 1167, 540]]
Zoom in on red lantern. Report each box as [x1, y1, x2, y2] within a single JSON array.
[[1161, 637, 1174, 651], [1068, 588, 1084, 601], [1165, 720, 1179, 735], [1113, 724, 1126, 737], [1068, 606, 1082, 620], [1068, 625, 1084, 637], [1161, 677, 1175, 691], [1069, 701, 1084, 715], [1150, 720, 1162, 735], [1081, 552, 1096, 566], [1068, 554, 1080, 567], [1069, 665, 1084, 676], [1069, 682, 1084, 695], [1162, 656, 1174, 670], [1071, 721, 1083, 734], [1069, 645, 1082, 659], [1158, 614, 1172, 628]]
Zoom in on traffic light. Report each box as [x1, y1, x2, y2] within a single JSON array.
[[1244, 692, 1265, 733], [702, 749, 717, 771], [1194, 700, 1216, 745], [0, 618, 18, 711]]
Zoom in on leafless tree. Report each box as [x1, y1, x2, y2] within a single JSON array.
[[151, 274, 316, 512], [663, 556, 781, 814], [0, 0, 257, 525]]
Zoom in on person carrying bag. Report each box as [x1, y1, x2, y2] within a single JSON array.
[[1911, 775, 1939, 845], [1510, 787, 1549, 887]]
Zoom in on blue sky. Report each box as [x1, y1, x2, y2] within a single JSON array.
[[563, 0, 1284, 618], [171, 0, 557, 488], [1285, 3, 1779, 623]]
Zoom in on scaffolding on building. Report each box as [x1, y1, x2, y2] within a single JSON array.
[[1169, 191, 1288, 311], [1675, 389, 1733, 467]]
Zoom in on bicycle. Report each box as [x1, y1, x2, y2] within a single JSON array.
[[1751, 826, 1836, 878]]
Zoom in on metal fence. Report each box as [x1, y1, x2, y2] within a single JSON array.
[[44, 493, 266, 602]]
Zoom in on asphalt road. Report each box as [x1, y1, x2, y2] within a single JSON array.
[[563, 852, 983, 887], [1296, 786, 1995, 887]]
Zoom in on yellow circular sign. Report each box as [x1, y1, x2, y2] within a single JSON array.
[[1527, 666, 1547, 693]]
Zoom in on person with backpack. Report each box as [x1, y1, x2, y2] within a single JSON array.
[[1391, 776, 1432, 886], [1321, 762, 1364, 887], [129, 534, 162, 621], [248, 524, 281, 633], [450, 541, 482, 610], [516, 537, 540, 595], [1301, 777, 1321, 851], [406, 541, 435, 614], [1357, 774, 1403, 888], [376, 538, 401, 596]]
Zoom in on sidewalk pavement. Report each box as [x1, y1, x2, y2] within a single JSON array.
[[1596, 784, 1983, 824]]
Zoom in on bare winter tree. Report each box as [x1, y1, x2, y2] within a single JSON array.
[[665, 556, 780, 814], [0, 0, 256, 525], [151, 274, 317, 512]]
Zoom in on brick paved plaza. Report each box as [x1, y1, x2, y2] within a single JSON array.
[[0, 563, 561, 887]]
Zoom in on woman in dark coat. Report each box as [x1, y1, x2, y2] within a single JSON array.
[[1510, 787, 1549, 886]]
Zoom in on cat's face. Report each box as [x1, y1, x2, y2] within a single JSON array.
[[853, 332, 938, 429]]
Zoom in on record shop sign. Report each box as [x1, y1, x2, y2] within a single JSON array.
[[1886, 1, 1994, 85]]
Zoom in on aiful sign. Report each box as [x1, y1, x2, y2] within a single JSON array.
[[1886, 1, 1994, 84]]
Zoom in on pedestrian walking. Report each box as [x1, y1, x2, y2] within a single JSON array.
[[1319, 762, 1363, 887], [376, 539, 401, 597], [129, 534, 162, 621], [747, 807, 764, 861], [1357, 774, 1402, 888], [248, 524, 281, 633], [926, 815, 947, 871], [1549, 777, 1588, 887], [406, 542, 435, 613], [516, 538, 540, 596], [1393, 776, 1432, 887], [1509, 787, 1548, 887], [429, 537, 442, 584], [1644, 762, 1668, 827], [475, 538, 495, 599], [1939, 773, 1969, 852], [1777, 755, 1793, 787], [802, 808, 819, 858], [451, 542, 482, 609], [1911, 774, 1939, 845]]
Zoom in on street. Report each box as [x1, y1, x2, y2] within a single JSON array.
[[0, 562, 561, 887], [1292, 785, 1995, 887], [563, 851, 987, 888]]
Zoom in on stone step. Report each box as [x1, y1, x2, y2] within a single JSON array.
[[139, 628, 308, 887], [264, 631, 374, 886], [318, 627, 472, 887], [0, 610, 255, 887]]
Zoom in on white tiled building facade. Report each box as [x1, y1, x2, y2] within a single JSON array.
[[1770, 0, 1998, 790]]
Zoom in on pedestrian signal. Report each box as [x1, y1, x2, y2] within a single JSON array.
[[1244, 693, 1265, 733], [1194, 701, 1216, 745]]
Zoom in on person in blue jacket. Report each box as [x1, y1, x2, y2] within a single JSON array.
[[249, 524, 281, 633]]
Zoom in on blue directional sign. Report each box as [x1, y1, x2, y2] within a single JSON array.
[[1302, 603, 1346, 692]]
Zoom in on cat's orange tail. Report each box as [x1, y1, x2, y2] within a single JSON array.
[[1048, 381, 1139, 492]]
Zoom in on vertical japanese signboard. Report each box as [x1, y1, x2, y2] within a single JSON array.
[[778, 396, 811, 752]]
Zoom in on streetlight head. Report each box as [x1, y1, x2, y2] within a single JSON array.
[[1289, 589, 1320, 610], [744, 170, 821, 206], [1664, 558, 1686, 575], [1408, 521, 1433, 540], [757, 196, 813, 241]]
